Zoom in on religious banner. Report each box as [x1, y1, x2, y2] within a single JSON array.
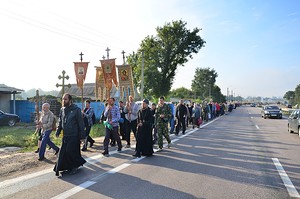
[[100, 59, 118, 92], [117, 64, 135, 101], [74, 62, 89, 89], [95, 66, 105, 100]]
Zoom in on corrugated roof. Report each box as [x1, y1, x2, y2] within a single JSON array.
[[0, 84, 24, 94]]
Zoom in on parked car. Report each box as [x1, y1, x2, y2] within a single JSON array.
[[261, 105, 282, 119], [0, 110, 20, 126], [288, 109, 300, 135], [287, 104, 292, 108], [250, 103, 256, 107]]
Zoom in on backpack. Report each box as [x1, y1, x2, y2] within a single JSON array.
[[92, 113, 96, 125], [52, 115, 57, 131]]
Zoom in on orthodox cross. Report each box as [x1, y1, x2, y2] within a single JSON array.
[[121, 50, 126, 64], [79, 52, 84, 62], [105, 47, 110, 59], [56, 70, 71, 99]]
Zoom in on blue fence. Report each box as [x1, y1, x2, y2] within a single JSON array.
[[10, 100, 35, 123], [10, 100, 106, 123]]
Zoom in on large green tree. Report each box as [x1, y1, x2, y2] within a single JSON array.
[[191, 67, 217, 99], [127, 20, 205, 99], [294, 84, 300, 106], [284, 90, 295, 104]]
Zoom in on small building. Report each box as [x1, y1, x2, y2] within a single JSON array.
[[0, 84, 24, 114]]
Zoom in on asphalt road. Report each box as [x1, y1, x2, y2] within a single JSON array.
[[1, 106, 300, 199]]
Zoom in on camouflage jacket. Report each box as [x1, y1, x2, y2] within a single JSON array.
[[155, 103, 171, 126]]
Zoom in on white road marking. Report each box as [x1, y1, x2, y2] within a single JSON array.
[[2, 116, 222, 197], [272, 158, 300, 198], [51, 163, 131, 199], [51, 180, 96, 199], [0, 168, 53, 188], [255, 125, 260, 130]]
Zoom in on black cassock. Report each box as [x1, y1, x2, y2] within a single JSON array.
[[136, 107, 154, 156]]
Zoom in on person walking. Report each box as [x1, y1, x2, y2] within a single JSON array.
[[102, 97, 122, 157], [36, 103, 59, 161], [81, 100, 95, 151], [133, 99, 153, 157], [175, 99, 187, 135], [119, 101, 126, 140], [155, 96, 172, 150], [54, 93, 86, 176], [124, 95, 139, 148], [150, 103, 157, 144]]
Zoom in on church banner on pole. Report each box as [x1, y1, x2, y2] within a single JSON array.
[[74, 62, 89, 89], [100, 59, 118, 98]]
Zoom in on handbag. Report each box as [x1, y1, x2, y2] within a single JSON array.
[[197, 117, 203, 126]]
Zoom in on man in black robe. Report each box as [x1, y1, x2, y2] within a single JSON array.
[[133, 99, 153, 158], [54, 93, 86, 176]]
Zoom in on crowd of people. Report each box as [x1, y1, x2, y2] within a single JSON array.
[[35, 93, 235, 176]]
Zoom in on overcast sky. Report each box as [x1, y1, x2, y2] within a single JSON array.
[[0, 0, 299, 98]]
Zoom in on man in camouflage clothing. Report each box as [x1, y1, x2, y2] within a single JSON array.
[[155, 96, 172, 150]]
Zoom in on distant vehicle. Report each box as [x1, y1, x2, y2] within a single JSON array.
[[287, 104, 292, 108], [250, 103, 256, 107], [261, 105, 282, 119], [288, 109, 300, 135], [0, 110, 20, 126]]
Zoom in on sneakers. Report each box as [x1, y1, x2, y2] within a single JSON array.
[[81, 148, 87, 151], [102, 151, 109, 157], [34, 148, 39, 153], [117, 148, 122, 152], [125, 144, 131, 148]]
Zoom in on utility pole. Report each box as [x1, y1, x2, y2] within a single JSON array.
[[140, 51, 144, 100], [56, 70, 71, 99]]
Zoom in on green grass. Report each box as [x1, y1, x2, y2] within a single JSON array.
[[0, 123, 105, 152]]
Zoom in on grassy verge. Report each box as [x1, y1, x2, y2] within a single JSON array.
[[0, 123, 105, 152]]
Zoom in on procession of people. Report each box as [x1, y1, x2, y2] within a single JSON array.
[[36, 93, 232, 176]]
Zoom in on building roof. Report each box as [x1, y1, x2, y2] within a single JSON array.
[[0, 84, 24, 94], [56, 83, 96, 100]]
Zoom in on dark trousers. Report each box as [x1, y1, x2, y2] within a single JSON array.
[[103, 126, 122, 153], [83, 125, 94, 149], [119, 122, 126, 139], [125, 119, 137, 145], [175, 117, 186, 135]]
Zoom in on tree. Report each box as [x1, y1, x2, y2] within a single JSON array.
[[294, 84, 300, 106], [127, 20, 205, 98], [284, 90, 295, 104], [191, 67, 218, 99], [169, 87, 193, 99]]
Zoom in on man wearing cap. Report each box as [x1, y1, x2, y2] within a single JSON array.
[[155, 96, 172, 150]]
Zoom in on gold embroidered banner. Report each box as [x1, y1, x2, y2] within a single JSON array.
[[74, 62, 89, 89], [100, 59, 118, 90]]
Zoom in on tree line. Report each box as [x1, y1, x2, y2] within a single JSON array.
[[127, 19, 226, 103], [284, 84, 300, 107]]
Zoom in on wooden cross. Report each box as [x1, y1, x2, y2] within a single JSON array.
[[56, 70, 71, 99], [79, 52, 84, 62], [105, 47, 110, 59], [29, 90, 45, 123], [121, 50, 126, 64]]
